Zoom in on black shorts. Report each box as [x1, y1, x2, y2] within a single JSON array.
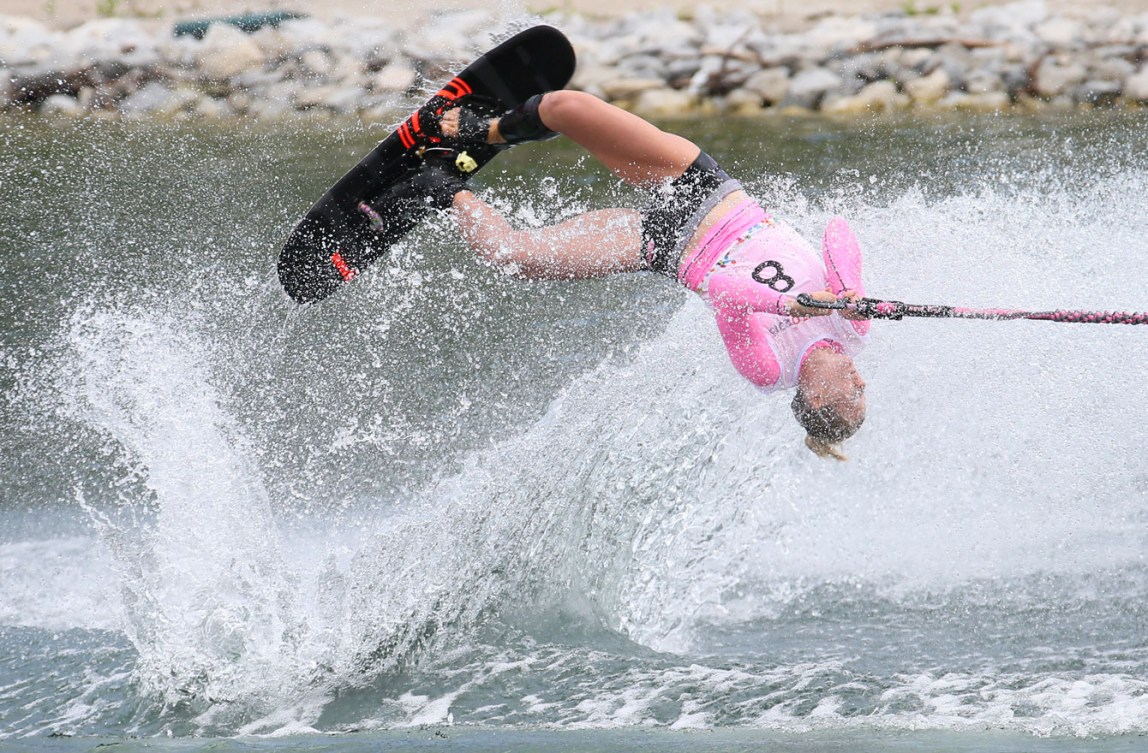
[[640, 152, 741, 277]]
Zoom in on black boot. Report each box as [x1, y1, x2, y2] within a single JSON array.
[[495, 94, 557, 144], [387, 156, 468, 211]]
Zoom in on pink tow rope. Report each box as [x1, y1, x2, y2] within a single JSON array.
[[796, 294, 1148, 326]]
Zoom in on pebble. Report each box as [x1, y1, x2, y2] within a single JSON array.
[[196, 23, 265, 81], [741, 67, 790, 105], [785, 67, 843, 109], [4, 3, 1148, 119], [1126, 68, 1148, 101], [904, 68, 951, 103], [40, 92, 84, 116], [1033, 56, 1088, 97]]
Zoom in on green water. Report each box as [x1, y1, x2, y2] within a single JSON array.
[[2, 110, 1147, 749]]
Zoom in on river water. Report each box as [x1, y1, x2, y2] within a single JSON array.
[[2, 109, 1147, 751]]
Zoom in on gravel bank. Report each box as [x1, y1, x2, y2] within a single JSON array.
[[4, 2, 1148, 119]]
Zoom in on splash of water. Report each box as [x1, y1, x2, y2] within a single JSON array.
[[62, 307, 308, 725], [48, 154, 1148, 736]]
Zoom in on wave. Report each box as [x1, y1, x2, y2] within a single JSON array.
[[16, 151, 1147, 737]]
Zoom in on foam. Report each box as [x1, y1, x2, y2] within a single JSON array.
[[0, 537, 122, 631]]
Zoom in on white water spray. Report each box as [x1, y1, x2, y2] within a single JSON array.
[[49, 159, 1148, 735]]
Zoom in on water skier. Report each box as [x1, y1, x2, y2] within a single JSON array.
[[398, 90, 870, 460]]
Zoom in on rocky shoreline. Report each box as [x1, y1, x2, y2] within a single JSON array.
[[4, 2, 1148, 120]]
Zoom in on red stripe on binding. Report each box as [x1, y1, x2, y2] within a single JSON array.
[[408, 111, 440, 144], [398, 122, 415, 149], [436, 77, 472, 102], [331, 251, 357, 282]]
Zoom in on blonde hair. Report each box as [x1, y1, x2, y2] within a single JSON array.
[[791, 388, 863, 462], [805, 435, 848, 461]]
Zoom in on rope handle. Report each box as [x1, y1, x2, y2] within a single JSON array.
[[795, 293, 1148, 325], [796, 294, 911, 320]]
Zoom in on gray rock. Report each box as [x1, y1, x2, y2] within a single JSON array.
[[965, 91, 1012, 111], [39, 93, 83, 116], [1073, 79, 1121, 105], [969, 45, 1008, 69], [7, 5, 1148, 119], [784, 66, 842, 109], [77, 84, 117, 111], [323, 85, 364, 115], [830, 49, 906, 91], [934, 43, 974, 88], [905, 68, 951, 103], [299, 48, 335, 79], [1086, 52, 1135, 83], [157, 35, 199, 69], [695, 56, 760, 94], [1124, 68, 1148, 101], [404, 9, 493, 62], [1001, 40, 1037, 66], [119, 81, 175, 114], [825, 58, 869, 96], [194, 94, 229, 118], [9, 68, 88, 107], [292, 83, 361, 114], [0, 16, 58, 70], [274, 17, 344, 54], [338, 18, 398, 63], [822, 80, 910, 114], [838, 52, 883, 83], [64, 19, 160, 70], [248, 27, 293, 60], [231, 68, 282, 93], [262, 80, 301, 109], [723, 87, 766, 115], [329, 53, 362, 86], [1034, 17, 1086, 49], [293, 85, 336, 110], [569, 62, 615, 98], [633, 87, 695, 116], [998, 63, 1033, 95], [964, 69, 1005, 94], [899, 48, 933, 73], [620, 9, 700, 56], [747, 33, 804, 69], [164, 87, 202, 116], [75, 85, 94, 110], [937, 90, 1010, 111], [617, 53, 667, 82], [969, 1, 1048, 39], [1080, 9, 1122, 43], [696, 8, 750, 42], [247, 93, 295, 119], [196, 23, 265, 81], [804, 15, 879, 53], [226, 90, 252, 115], [1102, 15, 1141, 43], [1033, 55, 1087, 97], [665, 56, 702, 85], [742, 67, 790, 104], [371, 63, 417, 93], [601, 76, 667, 101], [582, 34, 635, 67]]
